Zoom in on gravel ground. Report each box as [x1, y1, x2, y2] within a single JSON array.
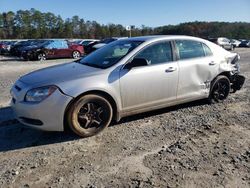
[[0, 49, 249, 188]]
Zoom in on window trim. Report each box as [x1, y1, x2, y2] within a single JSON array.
[[202, 43, 213, 57]]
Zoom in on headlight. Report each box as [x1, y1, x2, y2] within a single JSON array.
[[25, 86, 57, 102]]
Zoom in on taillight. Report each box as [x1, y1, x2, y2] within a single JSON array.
[[231, 54, 240, 64], [226, 54, 240, 64]]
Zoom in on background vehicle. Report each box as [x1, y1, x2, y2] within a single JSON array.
[[85, 37, 128, 54], [0, 41, 9, 55], [11, 36, 245, 137], [74, 39, 100, 47], [208, 37, 234, 51], [21, 39, 84, 60], [84, 40, 102, 54], [0, 41, 18, 55], [9, 40, 33, 56], [74, 39, 100, 55], [239, 40, 250, 47], [18, 40, 48, 57], [230, 39, 241, 47]]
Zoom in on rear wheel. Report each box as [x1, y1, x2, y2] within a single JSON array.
[[72, 51, 80, 59], [209, 75, 230, 103], [67, 95, 113, 137], [37, 53, 46, 61]]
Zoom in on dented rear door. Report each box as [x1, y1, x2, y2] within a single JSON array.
[[175, 40, 219, 100]]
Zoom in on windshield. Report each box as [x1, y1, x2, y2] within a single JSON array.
[[38, 40, 53, 47], [79, 40, 143, 69]]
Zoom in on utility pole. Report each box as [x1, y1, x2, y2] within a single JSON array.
[[126, 25, 135, 38]]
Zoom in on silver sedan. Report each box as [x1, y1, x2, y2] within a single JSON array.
[[11, 36, 245, 137]]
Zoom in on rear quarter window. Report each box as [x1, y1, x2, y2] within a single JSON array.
[[202, 43, 213, 56]]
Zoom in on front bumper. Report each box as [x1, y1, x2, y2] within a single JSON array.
[[11, 84, 73, 131]]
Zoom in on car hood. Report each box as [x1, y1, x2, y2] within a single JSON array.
[[20, 62, 102, 86]]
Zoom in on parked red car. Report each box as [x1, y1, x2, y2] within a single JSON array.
[[0, 41, 15, 54], [21, 40, 84, 61]]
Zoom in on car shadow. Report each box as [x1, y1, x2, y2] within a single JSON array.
[[112, 99, 209, 125], [0, 99, 209, 152], [0, 106, 80, 152], [0, 57, 23, 61]]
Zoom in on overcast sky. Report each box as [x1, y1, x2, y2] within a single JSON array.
[[0, 0, 249, 27]]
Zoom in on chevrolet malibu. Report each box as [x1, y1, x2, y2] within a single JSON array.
[[11, 36, 245, 137]]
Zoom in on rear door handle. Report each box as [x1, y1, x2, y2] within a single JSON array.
[[165, 67, 177, 73], [209, 61, 216, 66]]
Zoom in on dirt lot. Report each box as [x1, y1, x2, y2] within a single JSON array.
[[0, 49, 249, 188]]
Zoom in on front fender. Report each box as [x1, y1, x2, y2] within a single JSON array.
[[57, 74, 122, 114]]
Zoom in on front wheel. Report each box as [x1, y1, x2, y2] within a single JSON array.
[[37, 53, 46, 61], [67, 95, 113, 137], [208, 75, 230, 103], [72, 51, 80, 59]]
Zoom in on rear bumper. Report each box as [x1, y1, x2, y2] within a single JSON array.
[[231, 74, 245, 92]]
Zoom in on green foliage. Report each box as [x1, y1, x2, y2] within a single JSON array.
[[0, 9, 250, 39], [156, 21, 250, 39]]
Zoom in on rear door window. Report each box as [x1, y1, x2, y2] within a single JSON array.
[[176, 40, 205, 60]]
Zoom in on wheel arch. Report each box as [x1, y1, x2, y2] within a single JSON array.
[[36, 50, 47, 60], [63, 90, 120, 131], [208, 71, 231, 95], [209, 73, 231, 103], [213, 71, 232, 83]]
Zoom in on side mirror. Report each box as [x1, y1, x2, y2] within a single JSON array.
[[125, 58, 149, 69]]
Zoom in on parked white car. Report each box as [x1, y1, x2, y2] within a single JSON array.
[[209, 37, 234, 51], [230, 39, 241, 47]]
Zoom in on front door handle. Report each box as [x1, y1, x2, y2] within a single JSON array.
[[165, 67, 177, 73], [209, 61, 216, 66]]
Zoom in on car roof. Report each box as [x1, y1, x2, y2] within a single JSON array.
[[124, 35, 207, 43]]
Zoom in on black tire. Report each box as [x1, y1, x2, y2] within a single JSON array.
[[72, 51, 80, 59], [208, 75, 230, 103], [37, 53, 46, 61], [67, 94, 113, 137]]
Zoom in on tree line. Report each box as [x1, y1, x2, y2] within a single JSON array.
[[0, 8, 250, 40]]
